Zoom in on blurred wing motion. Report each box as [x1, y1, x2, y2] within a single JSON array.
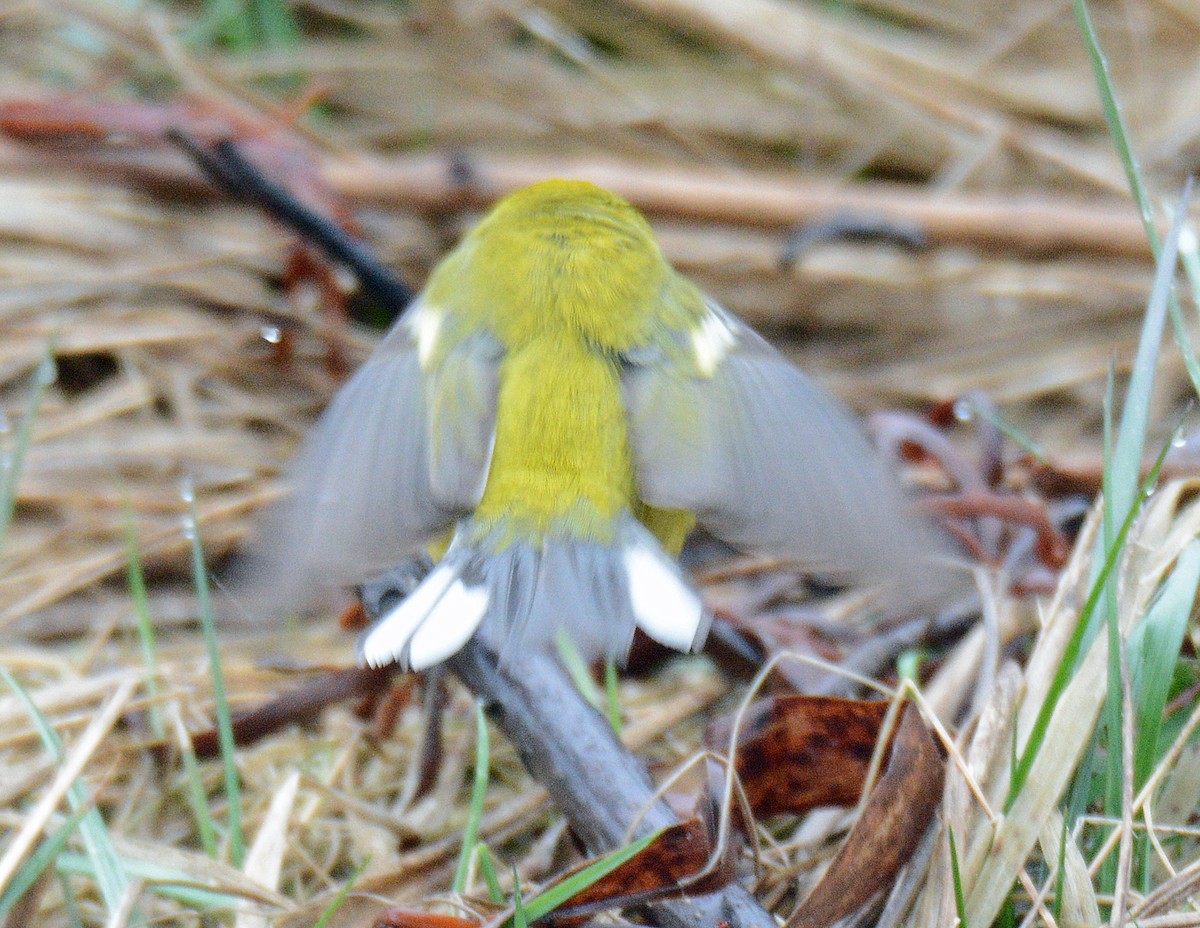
[[624, 299, 956, 605], [253, 301, 500, 610]]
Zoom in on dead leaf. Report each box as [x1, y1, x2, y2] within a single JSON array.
[[784, 705, 945, 928], [711, 696, 891, 818], [546, 818, 728, 920]]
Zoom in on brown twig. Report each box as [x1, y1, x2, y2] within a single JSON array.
[[191, 665, 397, 757], [929, 491, 1070, 569], [0, 137, 1158, 258], [447, 638, 776, 928], [321, 152, 1157, 257]]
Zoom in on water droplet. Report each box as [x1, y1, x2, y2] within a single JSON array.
[[1173, 433, 1189, 448], [953, 398, 974, 422], [180, 476, 195, 504], [260, 325, 283, 345]]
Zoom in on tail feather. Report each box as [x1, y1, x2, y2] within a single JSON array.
[[358, 516, 710, 671]]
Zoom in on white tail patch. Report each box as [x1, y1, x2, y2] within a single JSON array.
[[359, 563, 489, 670], [624, 543, 706, 651], [358, 516, 709, 670], [407, 580, 490, 668]]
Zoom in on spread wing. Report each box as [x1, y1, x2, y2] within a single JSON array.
[[252, 301, 499, 610], [623, 298, 954, 602]]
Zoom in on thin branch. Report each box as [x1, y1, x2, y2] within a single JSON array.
[[447, 638, 777, 928]]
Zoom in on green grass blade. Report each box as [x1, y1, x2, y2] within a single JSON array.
[[0, 794, 96, 917], [1073, 0, 1154, 239], [1106, 181, 1191, 538], [604, 661, 623, 736], [183, 478, 244, 866], [313, 856, 371, 928], [1006, 436, 1173, 809], [1100, 365, 1123, 897], [51, 853, 242, 909], [949, 826, 968, 928], [997, 893, 1017, 928], [509, 827, 665, 926], [123, 504, 165, 741], [1074, 0, 1200, 398], [1066, 727, 1101, 830], [452, 699, 490, 894], [1124, 536, 1200, 891], [171, 710, 219, 858], [554, 631, 603, 709], [512, 868, 528, 928], [1129, 539, 1200, 789], [0, 669, 130, 912], [1093, 178, 1190, 887], [195, 0, 254, 50], [252, 0, 299, 48], [474, 843, 505, 904], [0, 340, 56, 552], [187, 0, 298, 66]]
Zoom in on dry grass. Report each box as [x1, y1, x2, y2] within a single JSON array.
[[2, 0, 1200, 926]]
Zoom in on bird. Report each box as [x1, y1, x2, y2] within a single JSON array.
[[255, 179, 952, 671]]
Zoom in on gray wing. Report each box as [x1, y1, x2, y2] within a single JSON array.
[[253, 303, 499, 609], [623, 300, 953, 600]]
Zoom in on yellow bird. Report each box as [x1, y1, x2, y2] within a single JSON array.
[[259, 180, 950, 670]]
